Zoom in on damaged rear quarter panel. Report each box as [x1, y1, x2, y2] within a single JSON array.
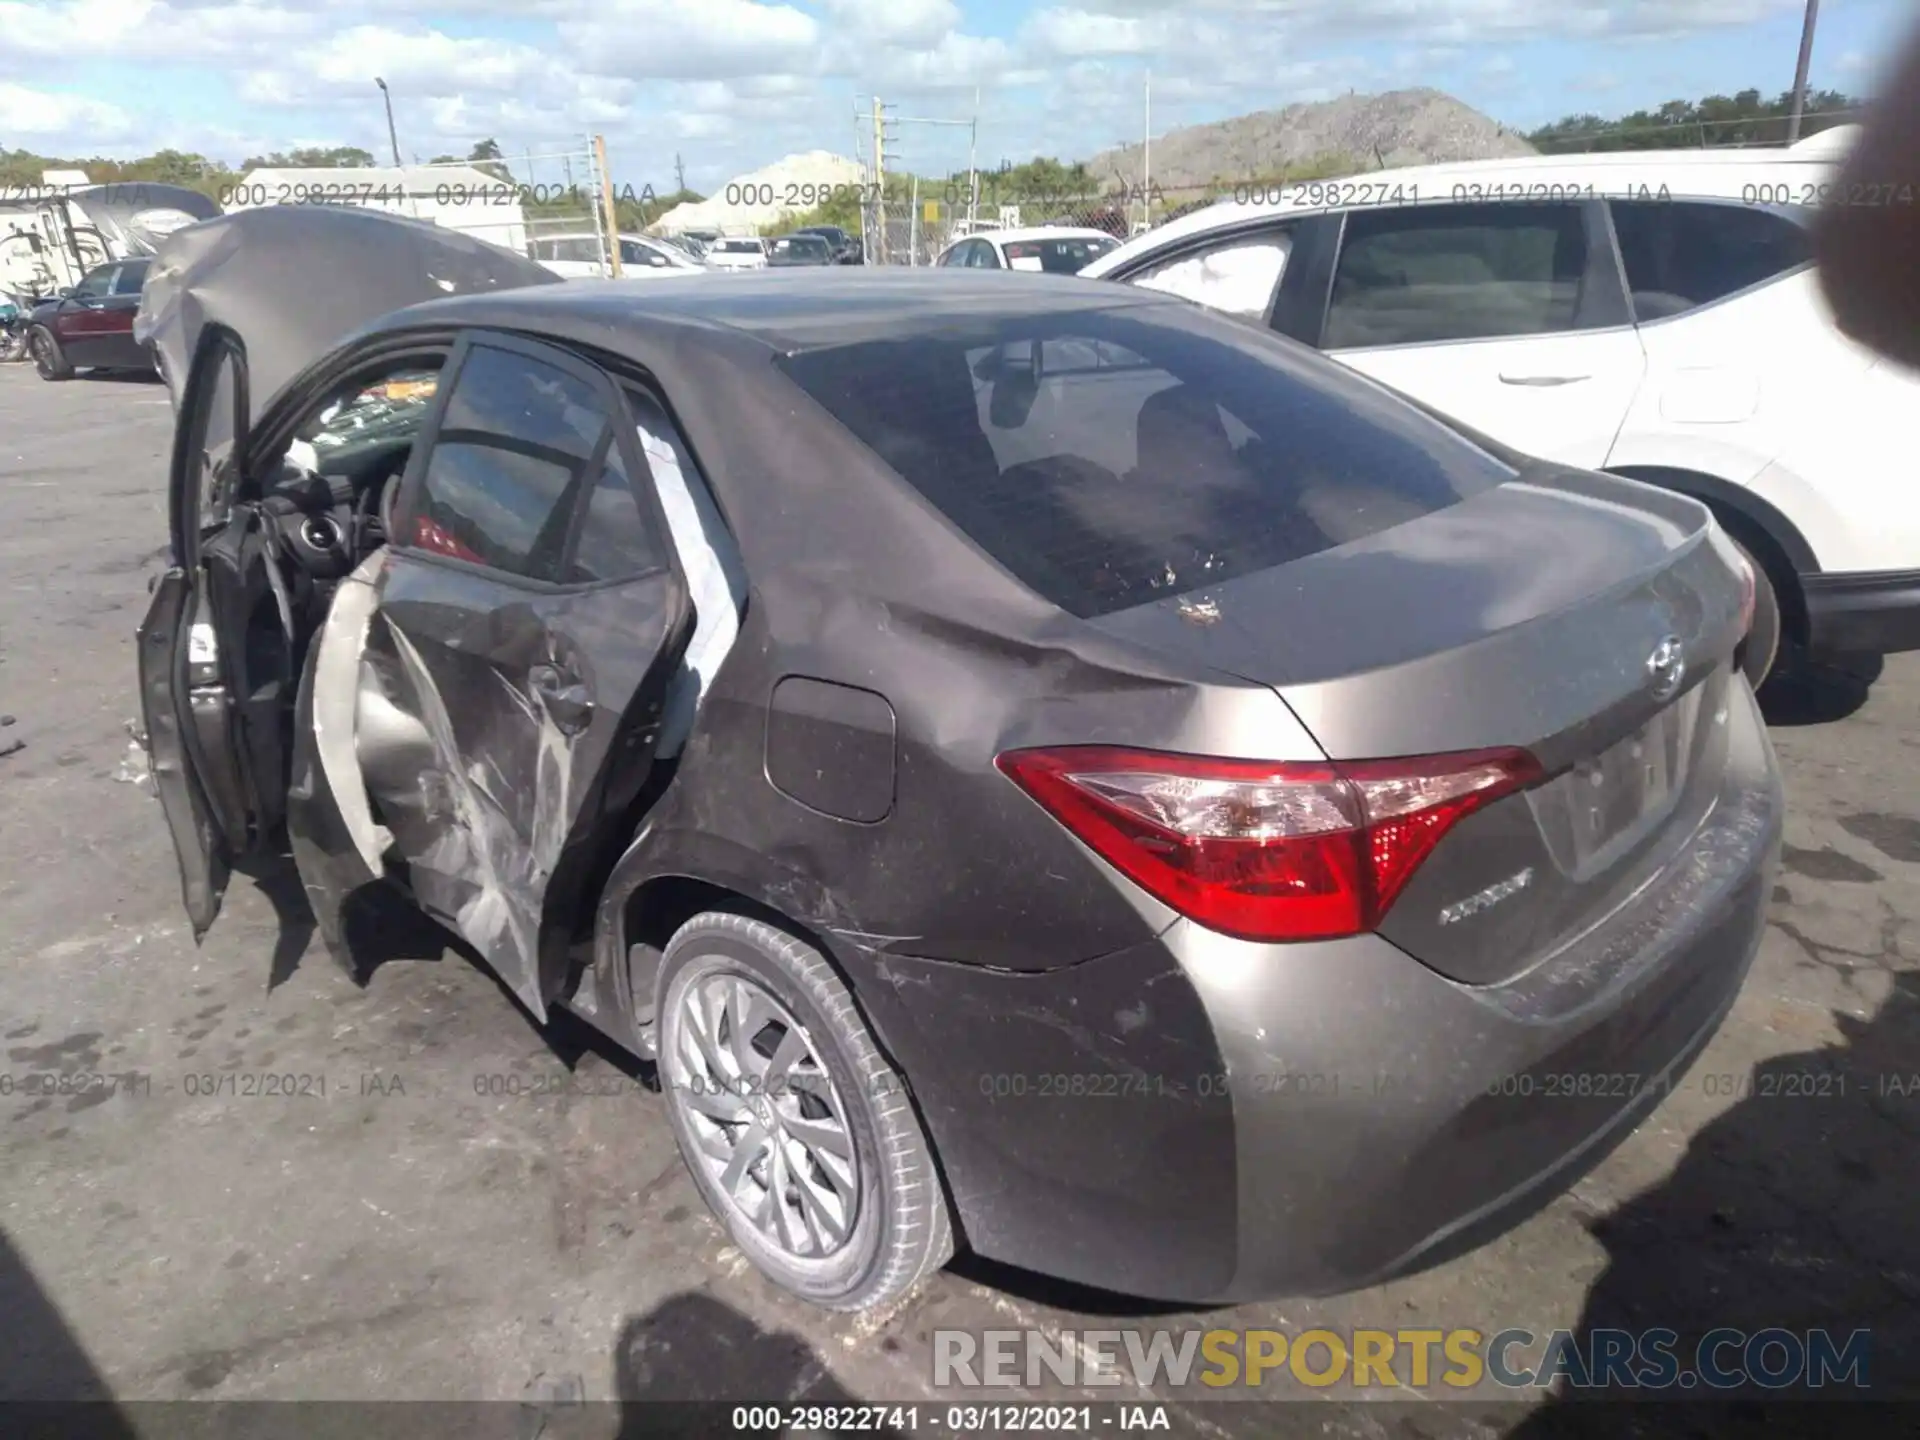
[[587, 335, 1325, 977]]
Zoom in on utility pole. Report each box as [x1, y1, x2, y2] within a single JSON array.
[[373, 78, 402, 167], [1786, 0, 1821, 144], [594, 134, 623, 277], [1143, 70, 1151, 230], [968, 86, 980, 232], [873, 96, 887, 264], [674, 153, 686, 194]]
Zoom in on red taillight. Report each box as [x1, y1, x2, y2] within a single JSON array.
[[995, 745, 1543, 942]]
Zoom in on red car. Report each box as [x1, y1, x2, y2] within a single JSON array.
[[27, 258, 155, 380]]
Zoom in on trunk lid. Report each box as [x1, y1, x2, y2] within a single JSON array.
[[1090, 465, 1753, 985]]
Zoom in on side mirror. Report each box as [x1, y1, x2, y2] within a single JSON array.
[[56, 287, 77, 301]]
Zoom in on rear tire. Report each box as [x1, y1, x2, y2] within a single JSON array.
[[656, 909, 953, 1312], [30, 327, 71, 381], [1732, 536, 1783, 692]]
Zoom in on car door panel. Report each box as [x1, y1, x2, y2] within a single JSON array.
[[360, 332, 692, 1017], [1321, 201, 1646, 469], [104, 267, 149, 368], [56, 266, 121, 365], [136, 326, 268, 934]]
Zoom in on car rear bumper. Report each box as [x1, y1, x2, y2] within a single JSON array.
[[1802, 567, 1920, 655], [843, 679, 1782, 1302]]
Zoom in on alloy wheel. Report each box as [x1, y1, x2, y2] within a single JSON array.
[[666, 971, 859, 1260]]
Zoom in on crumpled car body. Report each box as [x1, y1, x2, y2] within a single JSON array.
[[134, 206, 1780, 1310], [136, 203, 558, 412]]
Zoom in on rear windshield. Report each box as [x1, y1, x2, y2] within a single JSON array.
[[776, 306, 1516, 618], [1003, 236, 1117, 274]]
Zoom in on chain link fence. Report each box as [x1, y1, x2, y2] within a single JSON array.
[[860, 181, 1242, 265]]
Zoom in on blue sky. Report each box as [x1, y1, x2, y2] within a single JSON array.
[[0, 0, 1908, 193]]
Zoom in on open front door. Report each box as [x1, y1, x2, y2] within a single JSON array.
[[351, 331, 693, 1018], [137, 326, 282, 935]]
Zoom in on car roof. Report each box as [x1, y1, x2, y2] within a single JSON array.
[[986, 226, 1120, 246], [376, 267, 1173, 354], [1085, 147, 1843, 275]]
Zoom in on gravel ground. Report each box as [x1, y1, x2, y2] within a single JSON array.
[[2, 364, 1917, 1437]]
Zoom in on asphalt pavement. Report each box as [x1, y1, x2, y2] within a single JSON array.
[[2, 365, 1917, 1436]]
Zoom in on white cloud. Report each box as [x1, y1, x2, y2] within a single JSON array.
[[0, 0, 1889, 187], [0, 82, 136, 138], [559, 0, 821, 81], [819, 0, 960, 48]]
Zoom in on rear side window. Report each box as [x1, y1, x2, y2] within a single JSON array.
[[566, 443, 665, 584], [112, 261, 149, 296], [411, 344, 610, 580], [73, 265, 118, 299], [1609, 201, 1811, 321], [1325, 203, 1590, 349], [776, 306, 1515, 618], [1002, 237, 1116, 274], [1131, 232, 1292, 321]]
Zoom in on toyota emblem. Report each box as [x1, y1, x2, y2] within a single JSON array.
[[1646, 634, 1686, 701]]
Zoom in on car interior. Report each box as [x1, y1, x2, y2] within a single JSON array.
[[185, 349, 451, 846]]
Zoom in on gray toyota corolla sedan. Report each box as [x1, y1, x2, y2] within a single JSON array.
[[136, 206, 1782, 1313]]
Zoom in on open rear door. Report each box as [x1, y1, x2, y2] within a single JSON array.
[[346, 333, 695, 1017], [136, 326, 283, 935]]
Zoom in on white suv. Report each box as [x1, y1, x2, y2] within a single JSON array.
[[1083, 138, 1919, 688]]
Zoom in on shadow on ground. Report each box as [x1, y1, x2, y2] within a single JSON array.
[[1505, 971, 1920, 1436], [612, 1291, 905, 1438], [0, 1227, 137, 1436], [1758, 650, 1884, 728], [249, 853, 653, 1082]]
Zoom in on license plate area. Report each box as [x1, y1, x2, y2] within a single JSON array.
[[1529, 681, 1707, 879]]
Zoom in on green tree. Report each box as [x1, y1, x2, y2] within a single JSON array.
[[1529, 87, 1862, 152], [0, 145, 242, 202], [240, 146, 376, 170], [467, 139, 513, 182]]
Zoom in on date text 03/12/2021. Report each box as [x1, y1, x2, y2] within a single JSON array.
[[728, 1404, 1172, 1432]]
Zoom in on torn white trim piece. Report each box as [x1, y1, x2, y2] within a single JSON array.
[[314, 548, 394, 873], [635, 395, 747, 758]]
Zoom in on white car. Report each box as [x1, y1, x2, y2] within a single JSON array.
[[530, 232, 706, 280], [934, 226, 1121, 274], [704, 237, 770, 272], [1083, 139, 1919, 688]]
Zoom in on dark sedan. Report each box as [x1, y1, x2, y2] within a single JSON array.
[[28, 257, 155, 379], [795, 224, 863, 264], [765, 233, 836, 267], [135, 205, 1780, 1315]]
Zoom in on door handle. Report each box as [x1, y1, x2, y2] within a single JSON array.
[[1498, 373, 1589, 386], [529, 664, 594, 735]]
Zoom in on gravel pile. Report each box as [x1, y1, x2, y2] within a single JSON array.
[[1086, 87, 1537, 190]]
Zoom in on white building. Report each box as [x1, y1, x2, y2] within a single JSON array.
[[223, 165, 530, 256], [656, 151, 868, 236]]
